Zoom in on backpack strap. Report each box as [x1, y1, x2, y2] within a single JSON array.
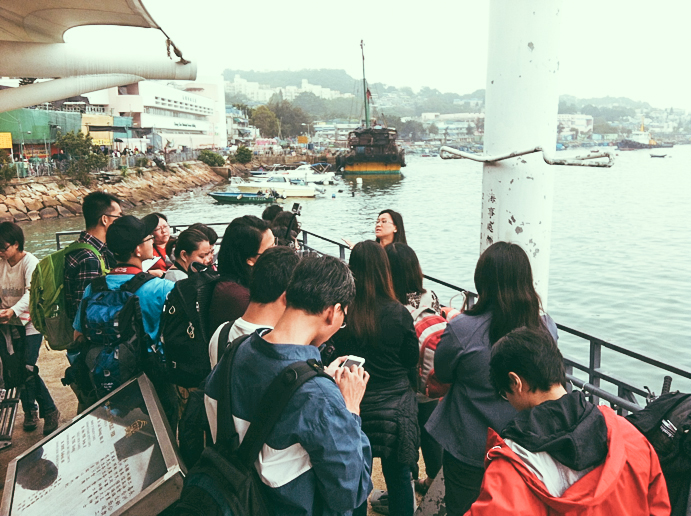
[[216, 333, 252, 447], [120, 272, 156, 293], [216, 322, 233, 366], [89, 275, 110, 294], [64, 241, 107, 274], [237, 358, 334, 468]]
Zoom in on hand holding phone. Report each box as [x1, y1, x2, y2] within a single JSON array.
[[340, 355, 366, 369]]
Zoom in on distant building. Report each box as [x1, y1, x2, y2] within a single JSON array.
[[225, 74, 354, 103], [84, 77, 227, 150], [557, 114, 593, 136]]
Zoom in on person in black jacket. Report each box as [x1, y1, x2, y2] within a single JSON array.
[[331, 240, 419, 516]]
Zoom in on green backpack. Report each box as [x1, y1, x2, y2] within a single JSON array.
[[29, 242, 107, 351]]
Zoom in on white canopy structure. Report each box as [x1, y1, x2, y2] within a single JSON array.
[[0, 0, 196, 112]]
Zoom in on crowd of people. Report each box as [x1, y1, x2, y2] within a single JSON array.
[[0, 194, 673, 516]]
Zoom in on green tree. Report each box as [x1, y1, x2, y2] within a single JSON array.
[[429, 123, 439, 135], [198, 150, 225, 167], [54, 131, 107, 185], [268, 100, 311, 137], [250, 106, 280, 138], [235, 146, 252, 164]]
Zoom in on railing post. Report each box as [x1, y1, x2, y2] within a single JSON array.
[[589, 339, 601, 405], [565, 364, 573, 393], [302, 232, 308, 249], [339, 244, 346, 261]]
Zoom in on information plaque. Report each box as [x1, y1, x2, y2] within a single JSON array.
[[1, 374, 186, 516]]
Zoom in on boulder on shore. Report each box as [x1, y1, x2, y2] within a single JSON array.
[[39, 207, 58, 219], [56, 206, 74, 218], [27, 211, 41, 221]]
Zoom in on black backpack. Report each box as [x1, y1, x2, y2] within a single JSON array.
[[160, 269, 222, 388], [627, 392, 691, 515], [174, 333, 333, 516], [68, 273, 155, 401]]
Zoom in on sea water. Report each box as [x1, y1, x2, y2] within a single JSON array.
[[21, 147, 691, 394]]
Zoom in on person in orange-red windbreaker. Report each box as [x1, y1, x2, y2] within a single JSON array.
[[465, 327, 670, 516]]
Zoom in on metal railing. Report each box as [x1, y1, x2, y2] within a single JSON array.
[[55, 226, 691, 414]]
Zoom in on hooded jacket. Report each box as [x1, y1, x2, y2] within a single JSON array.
[[466, 393, 671, 516]]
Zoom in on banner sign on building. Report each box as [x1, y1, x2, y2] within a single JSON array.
[[0, 132, 12, 149], [297, 136, 309, 144]]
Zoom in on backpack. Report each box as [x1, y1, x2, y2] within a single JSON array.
[[73, 272, 155, 400], [178, 323, 237, 469], [29, 241, 106, 351], [408, 305, 451, 399], [160, 269, 223, 388], [627, 392, 691, 515], [174, 335, 333, 516]]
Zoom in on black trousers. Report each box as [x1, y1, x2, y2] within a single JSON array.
[[442, 451, 485, 516]]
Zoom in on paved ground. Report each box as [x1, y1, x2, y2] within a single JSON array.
[[0, 343, 426, 514]]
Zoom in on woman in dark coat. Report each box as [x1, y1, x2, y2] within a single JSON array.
[[331, 240, 419, 516]]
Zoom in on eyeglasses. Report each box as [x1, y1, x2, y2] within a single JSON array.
[[103, 213, 122, 219], [375, 219, 394, 226], [0, 244, 10, 252], [141, 235, 155, 244]]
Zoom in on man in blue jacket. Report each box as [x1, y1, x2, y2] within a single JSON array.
[[205, 254, 373, 515]]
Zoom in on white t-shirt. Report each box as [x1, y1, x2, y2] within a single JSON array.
[[0, 252, 39, 335], [208, 317, 272, 369]]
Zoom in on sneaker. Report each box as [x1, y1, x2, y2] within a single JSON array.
[[23, 409, 39, 431], [43, 409, 60, 435]]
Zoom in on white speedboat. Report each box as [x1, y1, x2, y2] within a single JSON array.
[[254, 164, 337, 185], [237, 175, 318, 197]]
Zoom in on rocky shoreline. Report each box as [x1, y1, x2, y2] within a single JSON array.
[[0, 161, 223, 223]]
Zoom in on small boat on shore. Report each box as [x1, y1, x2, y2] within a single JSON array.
[[650, 153, 667, 158], [208, 191, 277, 204]]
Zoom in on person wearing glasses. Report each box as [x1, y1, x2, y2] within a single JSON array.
[[143, 212, 171, 277], [64, 192, 121, 323], [73, 215, 175, 358], [63, 191, 121, 411], [343, 209, 407, 250], [329, 240, 419, 516], [0, 222, 60, 435], [209, 215, 276, 334], [425, 242, 558, 515]]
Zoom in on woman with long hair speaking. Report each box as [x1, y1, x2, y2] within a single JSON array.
[[425, 241, 558, 515]]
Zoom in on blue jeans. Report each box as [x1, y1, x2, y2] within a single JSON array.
[[354, 457, 414, 516], [19, 334, 57, 417]]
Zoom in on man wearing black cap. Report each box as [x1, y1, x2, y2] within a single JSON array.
[[73, 215, 175, 355]]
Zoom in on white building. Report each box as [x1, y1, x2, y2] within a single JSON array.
[[84, 78, 227, 149], [557, 114, 593, 135], [225, 74, 354, 103]]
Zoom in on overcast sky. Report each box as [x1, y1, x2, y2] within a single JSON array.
[[66, 1, 691, 109]]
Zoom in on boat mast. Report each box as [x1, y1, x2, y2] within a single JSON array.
[[360, 40, 370, 128]]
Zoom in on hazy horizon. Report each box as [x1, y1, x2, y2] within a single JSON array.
[[63, 1, 691, 110]]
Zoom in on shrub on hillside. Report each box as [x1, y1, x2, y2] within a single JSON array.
[[235, 146, 252, 164], [198, 150, 226, 167]]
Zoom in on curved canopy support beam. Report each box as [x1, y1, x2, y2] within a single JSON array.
[[0, 41, 196, 80], [0, 74, 144, 113]]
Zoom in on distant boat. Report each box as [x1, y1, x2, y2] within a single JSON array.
[[335, 41, 405, 176], [617, 118, 675, 151], [208, 192, 277, 204], [650, 153, 667, 158], [237, 175, 319, 197]]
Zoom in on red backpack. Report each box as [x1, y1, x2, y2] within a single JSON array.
[[408, 305, 451, 399]]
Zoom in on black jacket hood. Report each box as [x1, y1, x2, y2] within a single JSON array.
[[501, 390, 608, 471]]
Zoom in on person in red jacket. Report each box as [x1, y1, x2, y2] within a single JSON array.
[[465, 326, 670, 516]]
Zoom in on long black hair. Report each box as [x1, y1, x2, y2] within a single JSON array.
[[385, 242, 425, 305], [217, 215, 270, 286], [465, 241, 543, 344], [168, 228, 209, 270], [348, 240, 397, 345], [375, 209, 407, 245]]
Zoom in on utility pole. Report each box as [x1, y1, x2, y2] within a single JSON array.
[[480, 0, 562, 308]]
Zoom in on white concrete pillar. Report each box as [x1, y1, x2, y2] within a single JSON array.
[[481, 0, 562, 308]]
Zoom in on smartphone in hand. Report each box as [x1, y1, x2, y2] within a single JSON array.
[[340, 355, 366, 369]]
